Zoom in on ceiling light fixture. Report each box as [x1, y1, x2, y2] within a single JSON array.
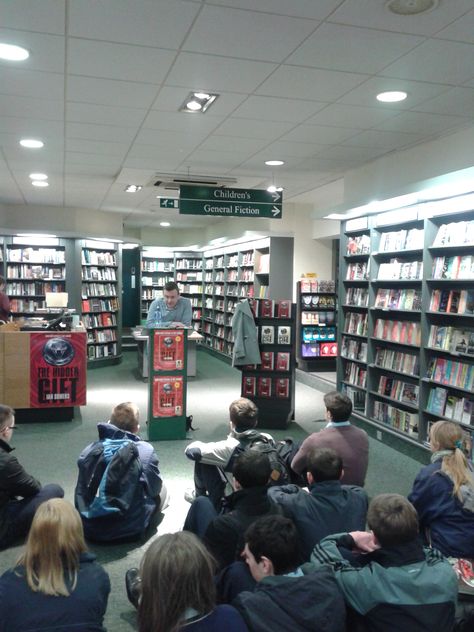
[[0, 42, 29, 61], [29, 173, 48, 180], [20, 138, 44, 149], [386, 0, 438, 16], [376, 91, 407, 103], [265, 160, 285, 166], [160, 222, 171, 227], [180, 91, 219, 114], [32, 180, 49, 187], [125, 184, 142, 193]]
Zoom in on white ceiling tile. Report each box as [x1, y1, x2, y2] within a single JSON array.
[[0, 29, 65, 73], [0, 94, 63, 121], [0, 117, 63, 138], [64, 163, 122, 177], [412, 86, 474, 116], [68, 39, 176, 84], [343, 129, 423, 149], [184, 5, 317, 62], [319, 144, 391, 162], [280, 124, 360, 145], [329, 0, 474, 36], [231, 96, 327, 123], [68, 0, 200, 48], [307, 103, 400, 128], [198, 135, 268, 153], [206, 0, 343, 20], [213, 117, 295, 139], [0, 67, 64, 100], [260, 140, 330, 158], [122, 156, 184, 171], [436, 9, 474, 43], [67, 102, 147, 127], [256, 66, 368, 101], [133, 128, 208, 149], [66, 122, 138, 143], [287, 23, 423, 74], [374, 111, 470, 135], [166, 52, 277, 93], [66, 138, 130, 157], [338, 76, 450, 108], [142, 110, 223, 135], [0, 0, 65, 34], [66, 152, 124, 169], [382, 39, 474, 84], [182, 148, 253, 169], [67, 76, 158, 108]]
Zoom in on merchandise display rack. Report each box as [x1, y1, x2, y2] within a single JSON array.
[[338, 207, 474, 454]]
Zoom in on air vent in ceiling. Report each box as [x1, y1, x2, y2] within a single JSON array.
[[147, 173, 238, 190]]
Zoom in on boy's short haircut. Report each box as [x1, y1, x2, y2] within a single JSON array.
[[110, 402, 139, 433], [0, 404, 14, 432], [232, 451, 271, 488], [164, 281, 179, 293], [367, 493, 419, 547], [323, 391, 352, 422], [245, 515, 299, 575], [307, 447, 343, 482], [229, 398, 258, 431]]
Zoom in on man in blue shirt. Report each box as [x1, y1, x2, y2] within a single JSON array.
[[146, 281, 192, 328]]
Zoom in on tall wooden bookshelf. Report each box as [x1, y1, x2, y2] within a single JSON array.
[[338, 207, 474, 454], [175, 252, 203, 331], [140, 248, 174, 322]]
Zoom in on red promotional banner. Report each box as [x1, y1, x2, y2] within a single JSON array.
[[29, 332, 87, 407], [152, 375, 184, 418], [153, 329, 185, 371]]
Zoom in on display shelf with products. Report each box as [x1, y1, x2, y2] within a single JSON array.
[[140, 248, 174, 321], [175, 252, 203, 331], [338, 207, 474, 452], [296, 279, 337, 372], [81, 240, 121, 365]]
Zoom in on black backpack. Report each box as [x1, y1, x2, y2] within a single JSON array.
[[228, 434, 293, 486]]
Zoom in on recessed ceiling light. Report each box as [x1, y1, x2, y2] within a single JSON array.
[[376, 91, 407, 103], [0, 42, 29, 61], [194, 92, 210, 100], [267, 184, 277, 193], [20, 138, 44, 149], [32, 180, 49, 187], [29, 173, 48, 180], [265, 160, 285, 166], [125, 184, 142, 193], [186, 100, 202, 111], [386, 0, 438, 15], [180, 91, 219, 113], [160, 222, 171, 227]]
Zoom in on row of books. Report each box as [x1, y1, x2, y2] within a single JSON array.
[[301, 342, 338, 358], [302, 326, 336, 342], [6, 281, 65, 296], [247, 298, 292, 319], [300, 279, 336, 293], [341, 337, 367, 362], [433, 221, 474, 247], [346, 262, 369, 281], [9, 298, 46, 312], [176, 271, 203, 282], [87, 342, 117, 359], [81, 250, 116, 266], [142, 289, 160, 300], [344, 312, 368, 337], [81, 298, 119, 313], [81, 283, 117, 297], [7, 248, 65, 264], [260, 325, 291, 345], [432, 255, 474, 280], [243, 351, 291, 372], [301, 295, 336, 308], [87, 328, 117, 344], [346, 287, 369, 307], [377, 376, 419, 406], [427, 357, 474, 391], [378, 228, 424, 252], [429, 288, 474, 314], [83, 313, 116, 328], [377, 259, 423, 280], [344, 361, 367, 388], [346, 234, 370, 255], [141, 275, 173, 287], [374, 347, 419, 376], [242, 376, 290, 399], [373, 319, 421, 346], [141, 260, 173, 272], [427, 386, 474, 425], [175, 258, 201, 270], [372, 401, 418, 437], [428, 326, 474, 355], [82, 266, 117, 281], [177, 284, 202, 294], [301, 311, 336, 325], [6, 264, 64, 280], [341, 384, 366, 413], [374, 288, 422, 311]]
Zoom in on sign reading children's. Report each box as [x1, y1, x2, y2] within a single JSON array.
[[179, 185, 283, 219]]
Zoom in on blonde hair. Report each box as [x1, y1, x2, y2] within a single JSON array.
[[17, 499, 87, 596], [430, 420, 474, 501], [110, 402, 139, 432]]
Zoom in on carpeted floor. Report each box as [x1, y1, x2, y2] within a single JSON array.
[[0, 349, 424, 631]]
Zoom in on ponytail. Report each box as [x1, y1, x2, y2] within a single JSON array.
[[430, 420, 474, 502]]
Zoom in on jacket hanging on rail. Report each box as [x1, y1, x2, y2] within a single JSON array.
[[232, 300, 261, 366]]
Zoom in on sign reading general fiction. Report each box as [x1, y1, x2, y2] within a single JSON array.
[[179, 185, 283, 219]]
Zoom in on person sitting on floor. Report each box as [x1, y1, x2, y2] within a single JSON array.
[[75, 401, 168, 542], [184, 398, 272, 510], [135, 531, 248, 632], [311, 493, 458, 632], [184, 450, 284, 570], [0, 404, 64, 550], [230, 515, 346, 632], [291, 391, 369, 486], [408, 419, 474, 558], [268, 447, 368, 561], [0, 498, 110, 631]]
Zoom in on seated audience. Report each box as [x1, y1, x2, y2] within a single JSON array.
[[137, 531, 248, 631], [0, 498, 110, 631], [184, 398, 272, 509], [0, 404, 63, 550], [75, 401, 167, 542], [231, 515, 346, 632], [311, 493, 458, 632], [408, 419, 474, 558], [268, 447, 368, 560], [184, 450, 284, 569], [291, 391, 369, 486]]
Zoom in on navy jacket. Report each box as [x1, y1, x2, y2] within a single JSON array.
[[409, 459, 474, 558], [268, 481, 368, 561], [0, 552, 110, 632]]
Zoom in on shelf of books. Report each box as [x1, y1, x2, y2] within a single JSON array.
[[81, 240, 121, 365], [296, 279, 337, 372], [140, 248, 174, 322], [0, 238, 4, 280], [175, 252, 203, 331], [338, 208, 474, 453], [5, 238, 66, 318]]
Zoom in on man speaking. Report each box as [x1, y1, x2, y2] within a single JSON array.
[[146, 281, 192, 329]]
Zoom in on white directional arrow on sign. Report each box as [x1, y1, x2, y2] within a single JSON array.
[[272, 192, 281, 202], [271, 206, 281, 217]]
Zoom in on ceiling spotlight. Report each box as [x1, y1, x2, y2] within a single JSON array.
[[265, 160, 285, 166], [32, 180, 49, 187], [0, 42, 29, 61], [125, 184, 142, 193], [267, 184, 277, 193], [376, 91, 408, 103], [29, 173, 48, 180], [180, 91, 219, 114], [160, 221, 171, 227], [20, 139, 44, 149]]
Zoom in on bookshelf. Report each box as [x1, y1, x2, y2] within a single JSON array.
[[175, 252, 203, 331], [296, 279, 337, 372], [140, 248, 174, 322], [81, 240, 121, 365], [338, 209, 474, 452]]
